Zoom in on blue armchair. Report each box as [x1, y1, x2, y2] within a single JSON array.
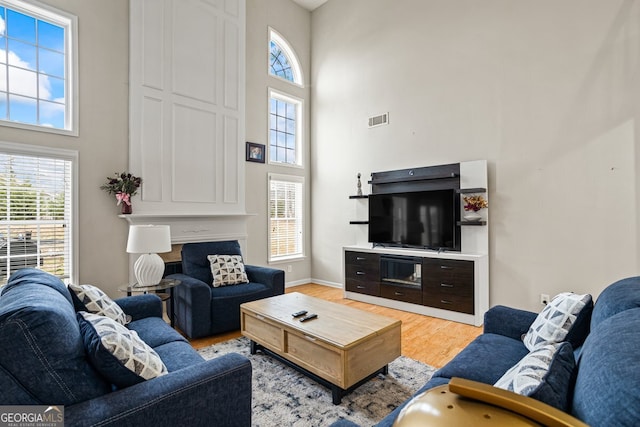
[[167, 241, 285, 339]]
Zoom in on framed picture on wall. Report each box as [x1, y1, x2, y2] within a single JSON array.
[[246, 142, 265, 163]]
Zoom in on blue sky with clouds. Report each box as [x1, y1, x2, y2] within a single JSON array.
[[0, 5, 66, 128]]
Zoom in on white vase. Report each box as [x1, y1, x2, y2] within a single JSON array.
[[463, 211, 482, 221]]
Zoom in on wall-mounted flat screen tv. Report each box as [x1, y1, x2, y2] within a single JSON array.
[[368, 189, 460, 251]]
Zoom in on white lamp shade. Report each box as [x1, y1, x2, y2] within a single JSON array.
[[126, 225, 171, 254]]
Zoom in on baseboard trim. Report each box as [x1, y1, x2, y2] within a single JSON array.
[[285, 278, 313, 288], [308, 278, 343, 288], [284, 278, 344, 289]]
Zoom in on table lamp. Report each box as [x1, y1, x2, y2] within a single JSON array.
[[126, 224, 171, 287]]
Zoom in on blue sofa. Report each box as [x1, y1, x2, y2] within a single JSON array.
[[334, 276, 640, 427], [0, 269, 252, 427], [167, 241, 285, 338]]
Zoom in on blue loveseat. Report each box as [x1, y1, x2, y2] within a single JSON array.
[[334, 276, 640, 427], [167, 241, 285, 338], [0, 269, 252, 427]]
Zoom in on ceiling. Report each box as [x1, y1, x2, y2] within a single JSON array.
[[291, 0, 328, 11]]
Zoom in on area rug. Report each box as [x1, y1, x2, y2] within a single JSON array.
[[198, 337, 436, 426]]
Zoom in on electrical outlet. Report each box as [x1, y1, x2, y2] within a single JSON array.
[[540, 293, 550, 305], [287, 265, 292, 273]]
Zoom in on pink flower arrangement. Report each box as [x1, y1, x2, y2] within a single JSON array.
[[100, 172, 142, 206], [463, 195, 488, 212]]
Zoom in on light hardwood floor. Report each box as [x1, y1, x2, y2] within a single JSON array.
[[189, 283, 482, 368]]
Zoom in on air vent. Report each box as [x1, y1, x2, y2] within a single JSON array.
[[368, 112, 389, 128]]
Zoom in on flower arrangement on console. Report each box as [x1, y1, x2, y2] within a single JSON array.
[[463, 195, 488, 212], [100, 172, 142, 214]]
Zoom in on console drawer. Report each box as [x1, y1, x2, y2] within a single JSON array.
[[345, 251, 380, 296], [423, 258, 474, 314], [423, 289, 474, 314], [345, 263, 378, 281], [345, 251, 379, 268], [380, 283, 422, 304], [345, 278, 380, 296], [423, 258, 474, 285]]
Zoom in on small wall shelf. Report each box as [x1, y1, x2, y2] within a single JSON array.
[[456, 188, 487, 194], [457, 220, 487, 226], [349, 194, 369, 225]]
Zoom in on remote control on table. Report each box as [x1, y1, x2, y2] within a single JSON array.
[[292, 310, 307, 318], [299, 313, 318, 322]]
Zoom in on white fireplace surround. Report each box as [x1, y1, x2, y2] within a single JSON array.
[[120, 213, 254, 283]]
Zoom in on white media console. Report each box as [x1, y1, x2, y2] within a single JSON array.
[[344, 160, 489, 326]]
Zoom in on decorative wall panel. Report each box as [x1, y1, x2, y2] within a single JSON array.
[[172, 1, 217, 103], [172, 104, 217, 203], [141, 0, 164, 90], [130, 0, 245, 215], [140, 96, 164, 201]]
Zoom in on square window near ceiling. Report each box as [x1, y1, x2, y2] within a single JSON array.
[[0, 0, 77, 135]]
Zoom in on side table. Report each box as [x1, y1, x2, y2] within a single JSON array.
[[119, 278, 182, 327]]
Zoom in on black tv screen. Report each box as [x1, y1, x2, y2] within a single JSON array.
[[368, 189, 460, 251]]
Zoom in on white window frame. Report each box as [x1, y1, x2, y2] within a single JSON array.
[[268, 88, 303, 168], [268, 27, 303, 88], [0, 140, 78, 284], [0, 0, 78, 136], [268, 173, 304, 263]]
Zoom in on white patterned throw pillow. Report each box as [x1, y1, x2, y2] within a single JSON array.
[[494, 342, 575, 410], [69, 283, 130, 325], [494, 343, 558, 394], [522, 292, 591, 351], [208, 255, 249, 287], [77, 311, 168, 387]]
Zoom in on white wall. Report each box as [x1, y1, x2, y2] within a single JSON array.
[[310, 0, 640, 311], [0, 0, 130, 296], [245, 0, 312, 284]]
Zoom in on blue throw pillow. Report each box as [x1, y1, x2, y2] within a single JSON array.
[[494, 342, 575, 411], [77, 311, 167, 388]]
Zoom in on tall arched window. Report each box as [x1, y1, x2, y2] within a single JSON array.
[[269, 28, 303, 86]]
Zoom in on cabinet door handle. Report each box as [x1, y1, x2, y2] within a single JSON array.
[[440, 265, 453, 270], [304, 335, 317, 342], [394, 292, 404, 296], [356, 285, 365, 289], [356, 257, 366, 261], [256, 314, 265, 320], [440, 300, 453, 305], [440, 283, 454, 288], [356, 271, 365, 275]]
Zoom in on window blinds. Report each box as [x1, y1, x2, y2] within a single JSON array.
[[0, 151, 72, 284], [269, 174, 303, 260]]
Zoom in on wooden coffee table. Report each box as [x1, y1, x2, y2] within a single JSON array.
[[240, 292, 401, 404]]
